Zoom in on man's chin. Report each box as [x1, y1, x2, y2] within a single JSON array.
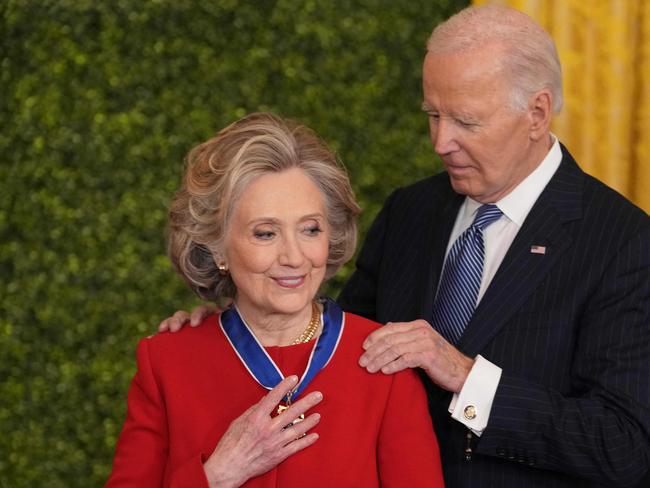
[[448, 176, 473, 196]]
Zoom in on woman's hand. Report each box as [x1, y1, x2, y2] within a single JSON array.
[[203, 375, 323, 488]]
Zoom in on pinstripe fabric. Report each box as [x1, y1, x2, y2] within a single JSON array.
[[338, 145, 650, 488], [432, 204, 502, 343]]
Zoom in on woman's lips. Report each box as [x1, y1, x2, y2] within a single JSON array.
[[272, 276, 306, 288]]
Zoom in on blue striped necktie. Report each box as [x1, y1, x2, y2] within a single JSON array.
[[432, 204, 503, 344]]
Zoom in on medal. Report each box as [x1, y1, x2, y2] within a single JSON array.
[[276, 390, 305, 426], [220, 298, 344, 420]]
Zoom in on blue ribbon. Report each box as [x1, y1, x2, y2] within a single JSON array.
[[220, 298, 344, 401]]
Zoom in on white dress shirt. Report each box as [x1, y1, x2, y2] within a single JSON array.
[[447, 136, 563, 435]]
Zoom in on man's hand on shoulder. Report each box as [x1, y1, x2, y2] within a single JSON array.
[[359, 319, 474, 393], [157, 304, 217, 333]]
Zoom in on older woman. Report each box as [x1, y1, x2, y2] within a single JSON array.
[[106, 112, 444, 487]]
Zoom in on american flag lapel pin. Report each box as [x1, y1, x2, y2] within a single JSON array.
[[530, 245, 547, 255]]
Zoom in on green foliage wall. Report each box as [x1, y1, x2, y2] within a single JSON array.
[[0, 0, 466, 485]]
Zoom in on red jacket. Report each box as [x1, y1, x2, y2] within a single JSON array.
[[106, 312, 444, 487]]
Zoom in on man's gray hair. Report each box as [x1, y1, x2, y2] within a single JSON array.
[[427, 5, 563, 113]]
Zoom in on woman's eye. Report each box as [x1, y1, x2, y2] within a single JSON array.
[[253, 230, 275, 240], [304, 225, 322, 236]]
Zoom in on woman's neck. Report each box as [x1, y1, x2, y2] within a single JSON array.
[[234, 300, 320, 347]]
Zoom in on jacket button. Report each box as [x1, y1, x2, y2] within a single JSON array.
[[463, 405, 477, 420], [496, 447, 506, 457]]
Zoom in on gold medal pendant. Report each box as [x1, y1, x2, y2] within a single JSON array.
[[277, 393, 305, 427], [277, 403, 305, 424], [275, 301, 318, 428]]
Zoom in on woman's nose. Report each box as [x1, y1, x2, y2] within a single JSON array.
[[278, 235, 304, 267]]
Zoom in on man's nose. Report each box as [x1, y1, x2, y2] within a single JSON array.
[[432, 118, 459, 155]]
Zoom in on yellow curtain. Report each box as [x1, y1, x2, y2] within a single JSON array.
[[473, 0, 650, 213]]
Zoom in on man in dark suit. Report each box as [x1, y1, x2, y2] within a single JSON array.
[[342, 5, 649, 487], [161, 5, 649, 487]]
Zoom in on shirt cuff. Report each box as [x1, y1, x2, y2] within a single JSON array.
[[448, 355, 502, 436]]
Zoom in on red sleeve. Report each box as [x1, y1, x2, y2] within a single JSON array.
[[377, 369, 445, 488], [105, 338, 210, 488]]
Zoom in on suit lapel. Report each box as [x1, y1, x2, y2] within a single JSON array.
[[458, 147, 585, 357], [417, 180, 464, 321]]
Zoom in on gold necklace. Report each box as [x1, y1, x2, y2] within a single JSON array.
[[291, 301, 320, 344]]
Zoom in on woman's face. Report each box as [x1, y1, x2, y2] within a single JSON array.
[[224, 167, 330, 321]]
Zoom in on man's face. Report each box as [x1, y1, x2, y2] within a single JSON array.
[[422, 45, 543, 203]]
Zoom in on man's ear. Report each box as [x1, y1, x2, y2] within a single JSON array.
[[528, 89, 552, 141]]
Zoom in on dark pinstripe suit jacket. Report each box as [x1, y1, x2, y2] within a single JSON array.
[[338, 146, 650, 488]]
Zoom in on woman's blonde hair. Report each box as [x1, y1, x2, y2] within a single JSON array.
[[167, 112, 360, 302]]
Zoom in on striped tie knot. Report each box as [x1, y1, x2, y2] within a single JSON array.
[[471, 204, 503, 231]]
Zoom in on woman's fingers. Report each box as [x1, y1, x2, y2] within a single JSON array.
[[272, 391, 323, 429], [279, 431, 320, 459], [203, 383, 322, 486], [279, 412, 321, 443], [256, 376, 300, 415]]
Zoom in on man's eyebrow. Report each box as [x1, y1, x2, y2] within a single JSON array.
[[421, 102, 435, 112]]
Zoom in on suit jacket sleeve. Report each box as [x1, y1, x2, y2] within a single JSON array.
[[377, 368, 446, 487], [477, 225, 650, 486], [338, 190, 398, 320], [105, 339, 211, 488]]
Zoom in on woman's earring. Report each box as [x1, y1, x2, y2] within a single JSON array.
[[217, 262, 229, 276]]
